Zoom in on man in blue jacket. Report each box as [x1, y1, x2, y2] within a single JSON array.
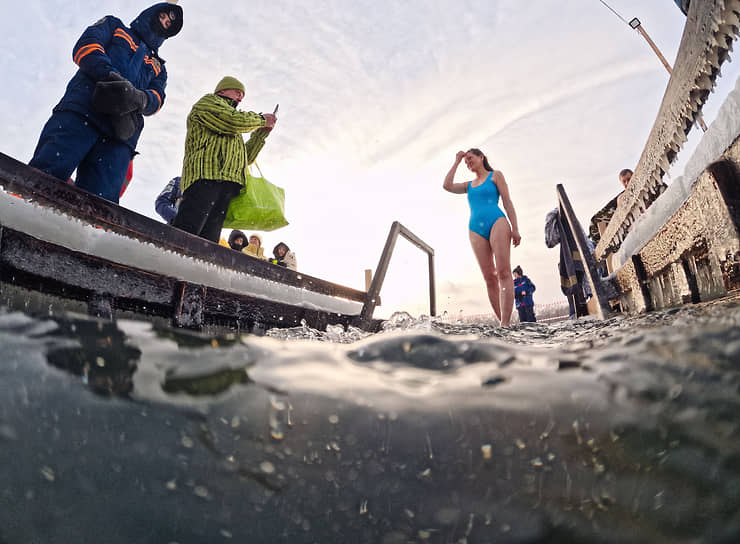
[[29, 3, 183, 203], [513, 265, 537, 323]]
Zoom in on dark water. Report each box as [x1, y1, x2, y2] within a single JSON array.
[[1, 296, 740, 543]]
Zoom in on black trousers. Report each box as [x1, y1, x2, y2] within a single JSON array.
[[172, 178, 242, 243], [517, 305, 536, 323]]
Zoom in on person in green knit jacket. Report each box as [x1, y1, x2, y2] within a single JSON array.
[[172, 76, 277, 242]]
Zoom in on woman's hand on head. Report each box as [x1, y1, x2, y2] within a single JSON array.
[[512, 230, 521, 247], [455, 150, 466, 163]]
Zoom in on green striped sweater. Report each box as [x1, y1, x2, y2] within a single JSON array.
[[180, 93, 268, 192]]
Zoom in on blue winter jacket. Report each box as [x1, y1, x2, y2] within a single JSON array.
[[513, 275, 536, 309], [53, 3, 183, 150]]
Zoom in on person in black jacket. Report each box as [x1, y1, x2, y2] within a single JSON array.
[[228, 230, 248, 252]]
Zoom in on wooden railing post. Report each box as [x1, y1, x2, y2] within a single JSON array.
[[556, 184, 613, 319]]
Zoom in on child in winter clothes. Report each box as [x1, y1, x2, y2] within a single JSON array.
[[513, 266, 536, 322]]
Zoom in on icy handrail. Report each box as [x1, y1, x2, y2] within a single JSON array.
[[612, 73, 740, 269], [595, 0, 740, 261]]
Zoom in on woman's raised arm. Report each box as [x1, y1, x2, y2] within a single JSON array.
[[443, 151, 469, 194]]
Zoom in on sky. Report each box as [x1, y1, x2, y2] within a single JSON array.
[[1, 0, 738, 319]]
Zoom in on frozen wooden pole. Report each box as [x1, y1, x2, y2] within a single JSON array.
[[364, 269, 372, 291]]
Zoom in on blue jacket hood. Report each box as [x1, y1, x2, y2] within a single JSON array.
[[130, 3, 183, 53]]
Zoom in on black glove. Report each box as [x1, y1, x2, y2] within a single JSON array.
[[109, 112, 140, 141], [92, 73, 148, 115], [103, 71, 126, 83]]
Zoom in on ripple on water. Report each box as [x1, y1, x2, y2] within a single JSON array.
[[1, 296, 740, 543]]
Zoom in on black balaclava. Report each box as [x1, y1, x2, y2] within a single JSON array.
[[228, 230, 247, 251], [130, 3, 183, 53], [152, 3, 184, 38]]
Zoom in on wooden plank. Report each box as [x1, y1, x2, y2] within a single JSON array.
[[204, 288, 372, 332], [0, 228, 175, 306], [0, 152, 367, 303], [0, 228, 377, 331]]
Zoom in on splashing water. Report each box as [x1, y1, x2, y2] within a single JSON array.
[[1, 295, 740, 543]]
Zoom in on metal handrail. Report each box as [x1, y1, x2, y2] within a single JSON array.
[[355, 221, 435, 328]]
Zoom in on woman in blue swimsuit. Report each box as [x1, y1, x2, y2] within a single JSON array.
[[443, 148, 521, 326]]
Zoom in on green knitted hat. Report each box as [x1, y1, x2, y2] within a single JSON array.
[[214, 76, 245, 94]]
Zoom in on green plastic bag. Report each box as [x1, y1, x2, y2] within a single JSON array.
[[222, 163, 288, 231]]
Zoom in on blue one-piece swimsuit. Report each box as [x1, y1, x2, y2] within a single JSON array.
[[467, 171, 506, 239]]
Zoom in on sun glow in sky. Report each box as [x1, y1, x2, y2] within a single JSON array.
[[1, 1, 737, 319]]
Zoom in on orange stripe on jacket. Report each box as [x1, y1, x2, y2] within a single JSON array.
[[144, 57, 161, 76], [149, 89, 163, 113], [113, 28, 138, 51], [73, 43, 105, 65]]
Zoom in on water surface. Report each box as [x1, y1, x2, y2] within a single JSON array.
[[1, 296, 739, 543]]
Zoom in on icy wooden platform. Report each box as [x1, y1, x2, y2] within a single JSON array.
[[0, 152, 382, 332]]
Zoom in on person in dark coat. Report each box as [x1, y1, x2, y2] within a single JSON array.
[[228, 230, 248, 252], [512, 266, 536, 323], [545, 208, 592, 318], [29, 3, 183, 203]]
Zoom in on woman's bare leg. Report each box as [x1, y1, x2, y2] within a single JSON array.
[[490, 218, 514, 326], [469, 230, 502, 321]]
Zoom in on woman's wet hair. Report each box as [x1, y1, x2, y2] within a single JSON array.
[[467, 148, 493, 172]]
